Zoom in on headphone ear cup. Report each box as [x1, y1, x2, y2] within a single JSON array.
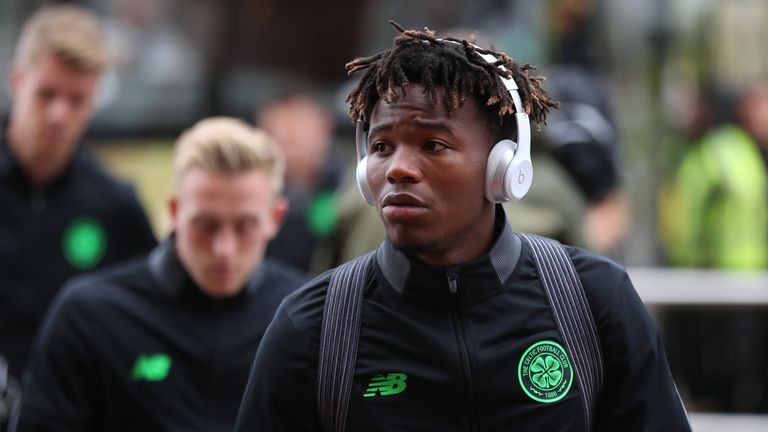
[[356, 156, 375, 205], [507, 154, 532, 200], [485, 139, 532, 202]]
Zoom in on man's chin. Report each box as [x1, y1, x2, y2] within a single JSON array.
[[388, 235, 439, 256]]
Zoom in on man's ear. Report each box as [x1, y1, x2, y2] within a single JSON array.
[[8, 64, 23, 100], [266, 197, 289, 240], [168, 196, 179, 232]]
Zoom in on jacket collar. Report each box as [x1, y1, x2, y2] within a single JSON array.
[[0, 123, 20, 179], [148, 235, 192, 299], [375, 206, 522, 305], [148, 235, 265, 303]]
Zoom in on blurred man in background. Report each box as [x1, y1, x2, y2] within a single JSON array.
[[525, 65, 629, 254], [0, 4, 156, 399], [660, 83, 768, 412], [662, 84, 768, 268], [14, 117, 306, 431], [256, 88, 343, 274]]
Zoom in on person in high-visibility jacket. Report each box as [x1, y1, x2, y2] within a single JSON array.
[[659, 84, 768, 412], [660, 104, 768, 268]]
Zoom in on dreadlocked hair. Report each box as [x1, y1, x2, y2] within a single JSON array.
[[346, 21, 558, 133]]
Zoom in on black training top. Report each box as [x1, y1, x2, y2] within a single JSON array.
[[15, 237, 307, 432], [235, 209, 691, 432], [0, 131, 157, 379]]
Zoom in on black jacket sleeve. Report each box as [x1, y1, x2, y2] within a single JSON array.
[[580, 256, 691, 431], [234, 304, 323, 431], [14, 283, 99, 432]]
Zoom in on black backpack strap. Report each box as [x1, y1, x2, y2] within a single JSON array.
[[317, 251, 375, 432], [518, 233, 604, 431]]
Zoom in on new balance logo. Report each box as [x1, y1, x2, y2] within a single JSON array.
[[363, 372, 408, 397]]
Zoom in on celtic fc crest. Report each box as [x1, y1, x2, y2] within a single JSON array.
[[518, 340, 573, 403], [62, 217, 107, 270]]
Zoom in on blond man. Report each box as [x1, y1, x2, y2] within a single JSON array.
[[0, 4, 156, 385], [14, 117, 306, 431]]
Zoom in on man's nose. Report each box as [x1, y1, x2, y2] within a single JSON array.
[[46, 97, 72, 124], [212, 229, 237, 257], [385, 147, 422, 184]]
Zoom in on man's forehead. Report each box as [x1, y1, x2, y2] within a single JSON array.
[[370, 86, 481, 123], [373, 88, 437, 113], [189, 210, 262, 222], [179, 190, 270, 222], [176, 168, 275, 200]]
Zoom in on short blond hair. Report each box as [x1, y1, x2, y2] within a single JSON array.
[[174, 117, 286, 194], [14, 4, 110, 70]]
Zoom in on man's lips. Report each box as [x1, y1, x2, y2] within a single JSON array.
[[381, 193, 428, 219], [211, 264, 234, 279], [382, 193, 426, 207]]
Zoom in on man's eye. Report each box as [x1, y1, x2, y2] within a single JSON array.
[[236, 220, 258, 236], [371, 141, 389, 153], [69, 95, 85, 108], [194, 220, 218, 234], [37, 89, 56, 102], [424, 140, 448, 152]]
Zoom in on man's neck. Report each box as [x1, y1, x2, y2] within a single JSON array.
[[6, 122, 69, 189], [411, 206, 499, 268]]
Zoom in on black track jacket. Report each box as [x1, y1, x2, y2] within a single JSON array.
[[235, 211, 691, 431], [15, 238, 307, 432], [0, 132, 157, 379]]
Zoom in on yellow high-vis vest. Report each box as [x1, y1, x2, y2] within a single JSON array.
[[660, 125, 768, 268]]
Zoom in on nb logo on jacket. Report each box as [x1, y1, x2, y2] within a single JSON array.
[[363, 372, 408, 397], [131, 353, 172, 382]]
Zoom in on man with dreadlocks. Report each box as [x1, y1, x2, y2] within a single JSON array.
[[235, 23, 690, 431]]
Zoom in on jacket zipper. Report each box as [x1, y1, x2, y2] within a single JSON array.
[[208, 303, 224, 429], [447, 270, 477, 432]]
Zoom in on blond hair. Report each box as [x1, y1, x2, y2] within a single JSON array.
[[174, 117, 286, 194], [14, 4, 110, 70]]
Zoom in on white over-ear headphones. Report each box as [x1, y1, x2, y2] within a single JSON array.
[[354, 42, 532, 205]]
